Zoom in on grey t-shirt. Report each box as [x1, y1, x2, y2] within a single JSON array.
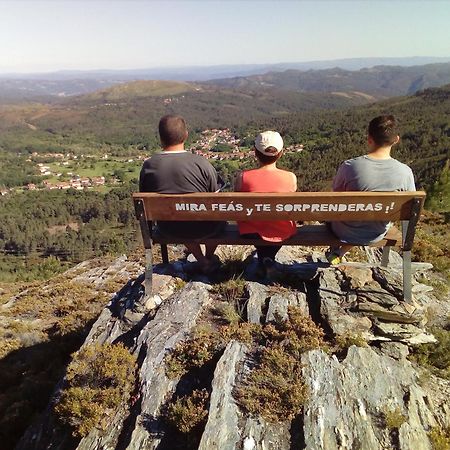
[[139, 150, 220, 193], [139, 150, 223, 239], [331, 155, 416, 244]]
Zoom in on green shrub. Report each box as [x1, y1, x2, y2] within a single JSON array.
[[165, 326, 223, 378], [335, 333, 368, 351], [236, 346, 308, 422], [235, 307, 326, 421], [54, 343, 136, 436], [164, 389, 209, 434], [429, 426, 450, 450], [382, 406, 407, 430]]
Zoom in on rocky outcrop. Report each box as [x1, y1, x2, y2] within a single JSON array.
[[199, 341, 247, 449], [17, 248, 449, 450], [301, 347, 435, 450]]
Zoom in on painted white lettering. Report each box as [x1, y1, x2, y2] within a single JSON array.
[[356, 203, 365, 211], [320, 204, 329, 212], [276, 204, 284, 212], [348, 204, 356, 212], [293, 204, 302, 211], [263, 204, 271, 212], [374, 203, 383, 212], [246, 208, 253, 216], [338, 204, 347, 212], [328, 204, 338, 212], [175, 203, 186, 211], [284, 204, 293, 212], [235, 203, 243, 212], [311, 204, 320, 212], [365, 203, 374, 211]]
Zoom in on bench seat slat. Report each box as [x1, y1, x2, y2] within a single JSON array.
[[152, 223, 402, 248]]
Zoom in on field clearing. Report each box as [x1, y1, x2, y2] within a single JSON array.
[[45, 159, 142, 182]]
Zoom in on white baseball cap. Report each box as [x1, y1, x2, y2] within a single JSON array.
[[254, 131, 284, 156]]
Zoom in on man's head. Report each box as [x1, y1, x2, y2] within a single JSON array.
[[254, 131, 284, 165], [368, 115, 400, 148], [159, 114, 188, 149]]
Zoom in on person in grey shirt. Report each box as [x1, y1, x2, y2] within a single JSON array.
[[139, 114, 224, 273], [327, 115, 416, 264]]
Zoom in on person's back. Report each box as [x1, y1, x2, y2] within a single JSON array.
[[238, 166, 297, 242], [328, 115, 415, 263], [139, 114, 223, 273], [333, 155, 414, 192], [235, 131, 297, 276], [140, 151, 218, 194]]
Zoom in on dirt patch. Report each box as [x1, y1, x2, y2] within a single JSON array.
[[47, 222, 80, 235]]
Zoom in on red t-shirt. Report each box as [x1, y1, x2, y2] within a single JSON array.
[[237, 168, 297, 242]]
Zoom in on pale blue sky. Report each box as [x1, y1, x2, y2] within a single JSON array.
[[1, 0, 449, 72]]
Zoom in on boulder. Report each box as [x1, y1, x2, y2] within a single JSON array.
[[246, 282, 269, 324], [266, 291, 309, 322]]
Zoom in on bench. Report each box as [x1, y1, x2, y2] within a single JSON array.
[[133, 191, 426, 303]]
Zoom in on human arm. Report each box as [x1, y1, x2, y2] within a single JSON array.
[[332, 163, 347, 192], [290, 172, 298, 192], [139, 161, 149, 192], [406, 168, 416, 191], [234, 171, 244, 191]]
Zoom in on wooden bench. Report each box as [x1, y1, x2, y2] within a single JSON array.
[[133, 191, 426, 302]]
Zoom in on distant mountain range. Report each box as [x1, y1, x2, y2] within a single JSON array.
[[207, 63, 450, 98], [1, 57, 450, 101]]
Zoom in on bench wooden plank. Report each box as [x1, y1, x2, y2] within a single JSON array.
[[152, 223, 402, 248], [133, 191, 426, 222]]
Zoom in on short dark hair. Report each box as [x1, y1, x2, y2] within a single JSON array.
[[159, 114, 188, 147], [254, 146, 282, 165], [368, 115, 399, 147]]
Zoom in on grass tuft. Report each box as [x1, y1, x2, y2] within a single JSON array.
[[409, 326, 450, 380]]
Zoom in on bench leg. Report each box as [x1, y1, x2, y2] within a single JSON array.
[[144, 248, 153, 297], [403, 250, 412, 303], [161, 244, 169, 265], [381, 246, 390, 267]]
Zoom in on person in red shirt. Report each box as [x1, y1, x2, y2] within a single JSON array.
[[235, 131, 297, 277]]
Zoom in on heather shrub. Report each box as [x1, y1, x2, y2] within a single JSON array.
[[55, 343, 136, 436]]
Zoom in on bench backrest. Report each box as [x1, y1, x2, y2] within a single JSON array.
[[133, 191, 426, 222]]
